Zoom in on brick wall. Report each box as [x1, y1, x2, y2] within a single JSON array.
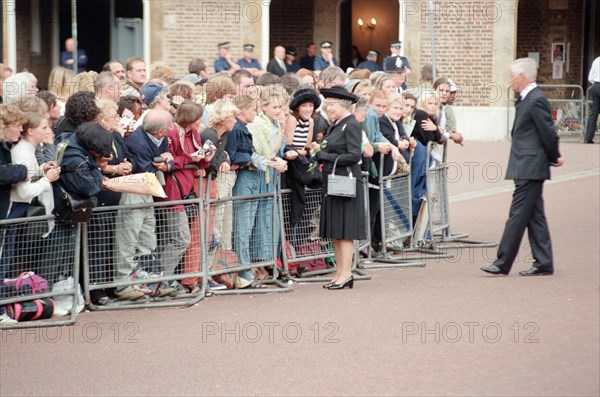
[[269, 0, 315, 62], [15, 0, 53, 87], [419, 1, 495, 107], [517, 0, 584, 97], [157, 1, 246, 77]]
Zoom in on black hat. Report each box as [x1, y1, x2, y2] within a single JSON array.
[[289, 88, 321, 111], [286, 46, 298, 56], [243, 44, 254, 52], [320, 87, 358, 103], [385, 56, 406, 73], [217, 42, 231, 49], [390, 40, 402, 48], [320, 41, 333, 49]]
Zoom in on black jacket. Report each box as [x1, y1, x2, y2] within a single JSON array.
[[411, 109, 444, 147], [266, 59, 287, 77], [506, 87, 560, 180], [0, 142, 28, 220], [53, 132, 104, 200]]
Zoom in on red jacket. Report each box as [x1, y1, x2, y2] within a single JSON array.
[[156, 124, 210, 207]]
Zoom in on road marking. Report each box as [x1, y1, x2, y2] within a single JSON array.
[[449, 168, 600, 203]]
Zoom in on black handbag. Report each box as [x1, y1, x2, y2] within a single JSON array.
[[53, 187, 96, 223], [327, 157, 356, 198], [25, 198, 49, 237]]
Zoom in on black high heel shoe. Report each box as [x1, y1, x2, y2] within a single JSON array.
[[323, 281, 335, 289], [327, 276, 354, 290]]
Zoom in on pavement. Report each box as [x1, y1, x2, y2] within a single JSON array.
[[0, 141, 599, 397]]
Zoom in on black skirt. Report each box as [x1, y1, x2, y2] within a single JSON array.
[[319, 172, 367, 240]]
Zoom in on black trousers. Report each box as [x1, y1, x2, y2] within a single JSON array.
[[493, 179, 553, 273], [585, 82, 600, 142]]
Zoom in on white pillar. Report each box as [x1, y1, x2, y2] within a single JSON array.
[[142, 0, 151, 68], [6, 0, 17, 70], [261, 1, 271, 68]]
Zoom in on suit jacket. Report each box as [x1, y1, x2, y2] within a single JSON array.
[[506, 87, 560, 180], [266, 59, 287, 77]]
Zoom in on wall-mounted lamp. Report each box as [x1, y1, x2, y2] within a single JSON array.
[[357, 17, 376, 31]]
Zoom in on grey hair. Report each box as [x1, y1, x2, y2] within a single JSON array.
[[143, 113, 169, 135], [2, 72, 38, 104], [338, 98, 353, 111], [94, 71, 118, 94], [509, 58, 538, 81]]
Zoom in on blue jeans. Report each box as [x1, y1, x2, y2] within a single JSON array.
[[411, 141, 427, 217], [232, 170, 262, 280], [0, 202, 28, 314]]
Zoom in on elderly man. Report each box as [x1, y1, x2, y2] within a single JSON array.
[[481, 58, 563, 277], [266, 46, 287, 77], [114, 109, 175, 300]]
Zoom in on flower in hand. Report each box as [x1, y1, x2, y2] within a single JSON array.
[[308, 132, 327, 174]]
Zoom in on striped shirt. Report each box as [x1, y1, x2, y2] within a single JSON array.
[[292, 118, 310, 149]]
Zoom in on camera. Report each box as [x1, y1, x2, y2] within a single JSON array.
[[199, 139, 215, 156], [118, 113, 133, 129], [153, 156, 165, 163], [167, 94, 179, 110]]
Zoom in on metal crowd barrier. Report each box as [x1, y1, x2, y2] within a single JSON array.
[[421, 142, 497, 250], [205, 175, 292, 295], [82, 195, 207, 311], [506, 85, 586, 140], [539, 84, 585, 139], [359, 156, 426, 269], [0, 217, 81, 329], [277, 180, 371, 283]]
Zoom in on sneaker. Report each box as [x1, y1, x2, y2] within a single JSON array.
[[234, 276, 253, 289], [0, 313, 17, 325], [151, 282, 174, 297], [115, 286, 146, 301], [207, 278, 227, 291]]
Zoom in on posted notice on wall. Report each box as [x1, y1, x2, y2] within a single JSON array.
[[553, 62, 563, 79]]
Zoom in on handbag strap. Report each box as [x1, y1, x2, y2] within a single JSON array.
[[331, 156, 353, 178]]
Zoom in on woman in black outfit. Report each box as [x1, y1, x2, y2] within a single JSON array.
[[310, 87, 365, 290]]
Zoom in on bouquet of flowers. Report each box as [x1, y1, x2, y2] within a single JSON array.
[[308, 132, 327, 174]]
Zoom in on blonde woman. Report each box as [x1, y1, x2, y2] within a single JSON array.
[[373, 74, 398, 97], [3, 113, 61, 293], [48, 66, 75, 116], [200, 100, 239, 253], [232, 85, 289, 288]]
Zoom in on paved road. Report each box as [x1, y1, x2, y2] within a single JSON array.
[[1, 142, 598, 396]]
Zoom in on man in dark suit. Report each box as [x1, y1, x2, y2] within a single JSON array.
[[266, 46, 287, 77], [482, 58, 563, 277]]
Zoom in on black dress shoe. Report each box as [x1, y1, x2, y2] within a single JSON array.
[[481, 265, 509, 275], [519, 267, 553, 276], [327, 276, 354, 290]]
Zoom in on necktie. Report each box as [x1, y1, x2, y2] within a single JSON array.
[[515, 95, 522, 106]]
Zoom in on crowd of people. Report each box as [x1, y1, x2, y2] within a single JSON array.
[[0, 39, 466, 325]]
